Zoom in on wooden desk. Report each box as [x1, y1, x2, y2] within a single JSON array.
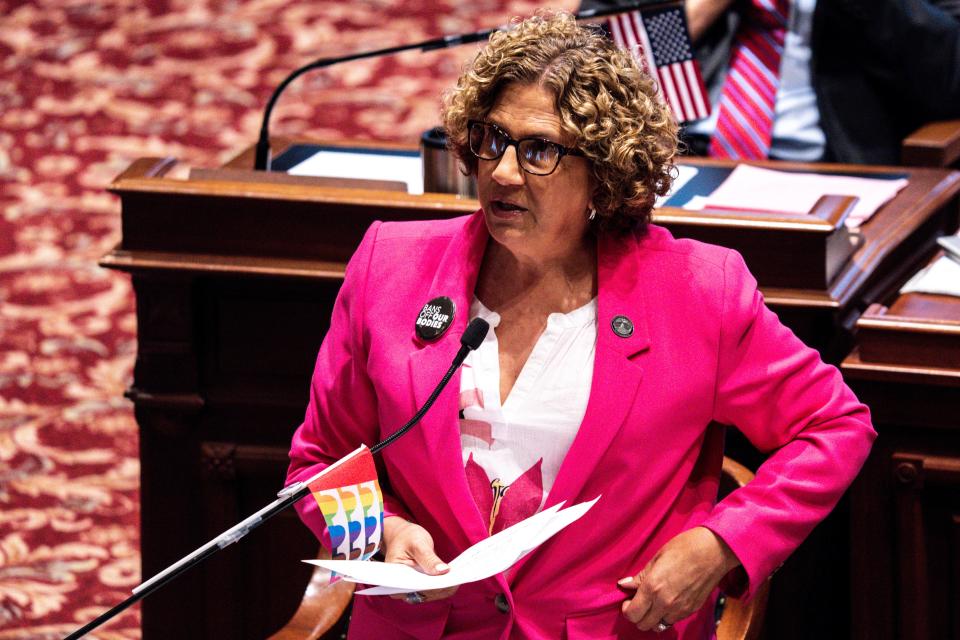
[[102, 144, 960, 639], [842, 264, 960, 640]]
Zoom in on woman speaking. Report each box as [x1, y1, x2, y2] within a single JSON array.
[[287, 11, 874, 639]]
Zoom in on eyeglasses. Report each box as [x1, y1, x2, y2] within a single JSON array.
[[467, 120, 585, 176]]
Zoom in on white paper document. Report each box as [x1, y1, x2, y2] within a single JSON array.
[[899, 255, 960, 297], [288, 148, 424, 194], [701, 164, 908, 228], [938, 234, 960, 263], [304, 497, 599, 596]]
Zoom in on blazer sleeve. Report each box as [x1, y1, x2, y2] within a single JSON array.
[[698, 250, 875, 600], [286, 221, 411, 548]]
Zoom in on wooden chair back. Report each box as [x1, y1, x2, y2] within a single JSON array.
[[715, 456, 769, 640]]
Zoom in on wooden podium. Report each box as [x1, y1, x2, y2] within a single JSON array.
[[842, 260, 960, 640], [102, 141, 960, 639]]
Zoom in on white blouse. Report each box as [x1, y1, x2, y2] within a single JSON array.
[[458, 296, 597, 535]]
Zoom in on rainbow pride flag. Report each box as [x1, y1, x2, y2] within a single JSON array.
[[308, 445, 384, 562]]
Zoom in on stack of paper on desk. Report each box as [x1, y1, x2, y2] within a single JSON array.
[[304, 497, 599, 596], [701, 165, 908, 228], [899, 256, 960, 297]]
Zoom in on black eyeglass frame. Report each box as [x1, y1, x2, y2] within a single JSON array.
[[467, 120, 586, 176]]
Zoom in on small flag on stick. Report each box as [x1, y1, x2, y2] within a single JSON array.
[[308, 445, 384, 562], [606, 4, 710, 123]]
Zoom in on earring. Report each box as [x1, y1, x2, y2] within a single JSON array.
[[588, 207, 597, 221]]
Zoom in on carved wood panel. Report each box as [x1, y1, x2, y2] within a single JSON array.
[[891, 453, 960, 640]]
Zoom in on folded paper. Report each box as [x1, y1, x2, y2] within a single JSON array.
[[304, 496, 599, 595]]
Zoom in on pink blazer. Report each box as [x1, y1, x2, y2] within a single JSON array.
[[287, 211, 875, 639]]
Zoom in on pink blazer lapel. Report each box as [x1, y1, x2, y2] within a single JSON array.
[[406, 212, 491, 546], [503, 231, 651, 582], [546, 229, 651, 509]]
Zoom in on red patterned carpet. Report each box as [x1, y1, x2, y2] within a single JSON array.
[[0, 1, 574, 637]]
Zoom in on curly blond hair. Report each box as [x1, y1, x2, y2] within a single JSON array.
[[441, 10, 678, 235]]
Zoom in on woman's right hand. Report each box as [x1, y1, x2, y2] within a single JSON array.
[[382, 516, 458, 602]]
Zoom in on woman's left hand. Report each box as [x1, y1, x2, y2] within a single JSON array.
[[618, 527, 741, 631], [381, 516, 458, 603]]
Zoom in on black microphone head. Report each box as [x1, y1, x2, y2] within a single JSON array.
[[460, 318, 489, 351]]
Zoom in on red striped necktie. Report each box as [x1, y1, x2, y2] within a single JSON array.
[[708, 0, 790, 160]]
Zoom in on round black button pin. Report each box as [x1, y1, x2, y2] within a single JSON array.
[[415, 296, 456, 340], [611, 315, 634, 338], [494, 593, 510, 614]]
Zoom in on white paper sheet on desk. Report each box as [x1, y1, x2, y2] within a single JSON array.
[[899, 256, 960, 297], [304, 497, 599, 595], [287, 148, 424, 194], [701, 164, 908, 228]]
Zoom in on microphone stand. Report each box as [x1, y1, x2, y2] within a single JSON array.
[[252, 0, 677, 170], [65, 319, 489, 639]]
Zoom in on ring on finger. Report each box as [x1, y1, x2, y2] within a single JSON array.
[[405, 591, 427, 604], [654, 620, 672, 632]]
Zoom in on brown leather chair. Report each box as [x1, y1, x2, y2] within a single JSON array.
[[271, 456, 770, 640]]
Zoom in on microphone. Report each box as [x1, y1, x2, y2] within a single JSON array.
[[252, 0, 671, 170], [64, 318, 489, 639], [460, 315, 490, 351]]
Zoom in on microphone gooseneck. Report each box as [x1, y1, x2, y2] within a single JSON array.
[[65, 318, 489, 639], [372, 317, 489, 454], [252, 31, 503, 170]]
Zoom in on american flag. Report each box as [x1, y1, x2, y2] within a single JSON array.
[[606, 6, 710, 123]]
